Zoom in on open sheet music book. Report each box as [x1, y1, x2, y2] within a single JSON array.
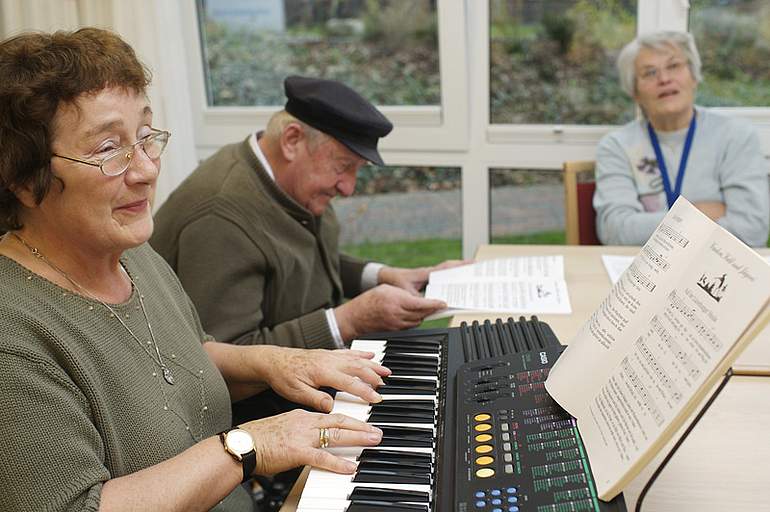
[[545, 197, 770, 501]]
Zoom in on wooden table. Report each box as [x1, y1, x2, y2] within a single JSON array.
[[282, 245, 770, 512]]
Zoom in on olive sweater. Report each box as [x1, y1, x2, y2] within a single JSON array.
[[150, 137, 367, 349], [0, 244, 252, 511]]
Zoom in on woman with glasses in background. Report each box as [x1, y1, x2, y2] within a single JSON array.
[[0, 28, 388, 512], [594, 30, 769, 246]]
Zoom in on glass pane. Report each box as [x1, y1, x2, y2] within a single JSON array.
[[489, 168, 565, 244], [690, 0, 770, 107], [198, 0, 441, 106], [489, 0, 636, 125], [336, 166, 462, 267]]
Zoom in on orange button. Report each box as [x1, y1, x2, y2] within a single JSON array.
[[476, 456, 494, 465], [474, 423, 492, 432], [476, 468, 495, 478], [474, 413, 491, 422], [475, 444, 493, 454], [475, 433, 492, 442]]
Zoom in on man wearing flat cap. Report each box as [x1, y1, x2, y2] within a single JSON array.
[[151, 76, 459, 360]]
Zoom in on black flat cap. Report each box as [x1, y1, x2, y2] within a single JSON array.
[[284, 76, 393, 166]]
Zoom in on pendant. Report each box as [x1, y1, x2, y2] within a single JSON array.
[[163, 367, 175, 385]]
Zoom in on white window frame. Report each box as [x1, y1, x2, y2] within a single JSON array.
[[180, 1, 469, 157], [181, 0, 770, 259]]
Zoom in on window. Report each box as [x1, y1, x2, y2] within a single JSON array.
[[198, 0, 440, 107], [689, 0, 770, 108], [489, 0, 636, 125], [489, 168, 565, 245], [338, 165, 463, 267]]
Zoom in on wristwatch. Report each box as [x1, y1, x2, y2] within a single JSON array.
[[219, 428, 256, 483]]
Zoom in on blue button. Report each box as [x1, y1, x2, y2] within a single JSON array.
[[493, 509, 503, 512], [491, 489, 501, 496], [508, 507, 519, 512], [476, 501, 486, 508], [491, 499, 502, 505], [475, 491, 486, 498], [507, 496, 518, 503], [506, 487, 517, 494]]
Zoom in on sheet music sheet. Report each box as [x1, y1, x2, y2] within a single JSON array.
[[424, 256, 571, 314]]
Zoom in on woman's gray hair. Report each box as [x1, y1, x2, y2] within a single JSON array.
[[616, 31, 702, 97]]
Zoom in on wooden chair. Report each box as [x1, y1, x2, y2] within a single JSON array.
[[563, 160, 600, 245]]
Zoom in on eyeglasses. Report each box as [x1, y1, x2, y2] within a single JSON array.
[[638, 60, 688, 83], [52, 129, 171, 177]]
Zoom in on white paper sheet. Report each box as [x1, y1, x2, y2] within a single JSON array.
[[425, 256, 571, 315]]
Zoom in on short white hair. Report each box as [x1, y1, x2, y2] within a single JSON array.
[[616, 31, 702, 97], [264, 110, 328, 150]]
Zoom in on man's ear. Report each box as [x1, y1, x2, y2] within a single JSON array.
[[279, 122, 305, 162]]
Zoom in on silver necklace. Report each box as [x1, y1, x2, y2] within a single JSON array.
[[11, 232, 175, 385]]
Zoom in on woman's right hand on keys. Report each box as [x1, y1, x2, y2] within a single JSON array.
[[241, 410, 383, 475]]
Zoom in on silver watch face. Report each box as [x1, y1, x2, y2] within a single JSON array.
[[226, 429, 254, 455]]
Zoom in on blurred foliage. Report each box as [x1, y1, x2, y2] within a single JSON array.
[[200, 0, 439, 106], [490, 0, 636, 125], [354, 166, 460, 195], [690, 0, 770, 107]]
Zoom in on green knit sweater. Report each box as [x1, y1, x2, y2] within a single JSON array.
[[150, 137, 367, 349], [0, 244, 252, 511]]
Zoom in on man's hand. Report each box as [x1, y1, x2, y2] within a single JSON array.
[[693, 201, 726, 221], [334, 284, 447, 341], [377, 259, 471, 295], [258, 346, 391, 412]]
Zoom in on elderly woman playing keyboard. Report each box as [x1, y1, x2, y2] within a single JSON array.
[[0, 28, 388, 512]]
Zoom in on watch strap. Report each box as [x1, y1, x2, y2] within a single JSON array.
[[241, 448, 256, 483]]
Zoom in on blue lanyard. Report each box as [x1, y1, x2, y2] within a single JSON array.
[[646, 111, 697, 208]]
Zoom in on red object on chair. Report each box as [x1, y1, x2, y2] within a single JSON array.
[[563, 161, 600, 245]]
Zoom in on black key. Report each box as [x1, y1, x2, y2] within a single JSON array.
[[374, 425, 434, 447], [353, 468, 431, 485], [384, 342, 440, 354], [371, 400, 435, 411], [358, 448, 432, 463], [347, 500, 427, 512], [381, 354, 439, 366], [383, 364, 438, 376], [379, 377, 436, 395], [349, 486, 430, 503], [368, 411, 434, 423], [357, 459, 432, 473]]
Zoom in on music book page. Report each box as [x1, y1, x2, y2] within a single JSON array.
[[545, 197, 770, 500], [424, 256, 572, 314]]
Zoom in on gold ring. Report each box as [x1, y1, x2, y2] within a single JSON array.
[[319, 427, 330, 449]]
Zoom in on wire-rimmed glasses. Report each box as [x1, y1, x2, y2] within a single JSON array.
[[52, 129, 171, 177]]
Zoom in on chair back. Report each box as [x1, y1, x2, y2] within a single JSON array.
[[563, 160, 600, 245]]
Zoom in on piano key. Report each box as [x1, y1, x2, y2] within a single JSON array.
[[297, 498, 428, 512], [370, 400, 436, 411], [353, 468, 431, 485], [349, 486, 430, 502], [358, 449, 433, 464]]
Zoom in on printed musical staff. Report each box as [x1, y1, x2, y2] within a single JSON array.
[[667, 290, 722, 352], [658, 223, 689, 247], [621, 357, 664, 426], [635, 334, 683, 404], [641, 245, 670, 272], [627, 263, 656, 293]]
